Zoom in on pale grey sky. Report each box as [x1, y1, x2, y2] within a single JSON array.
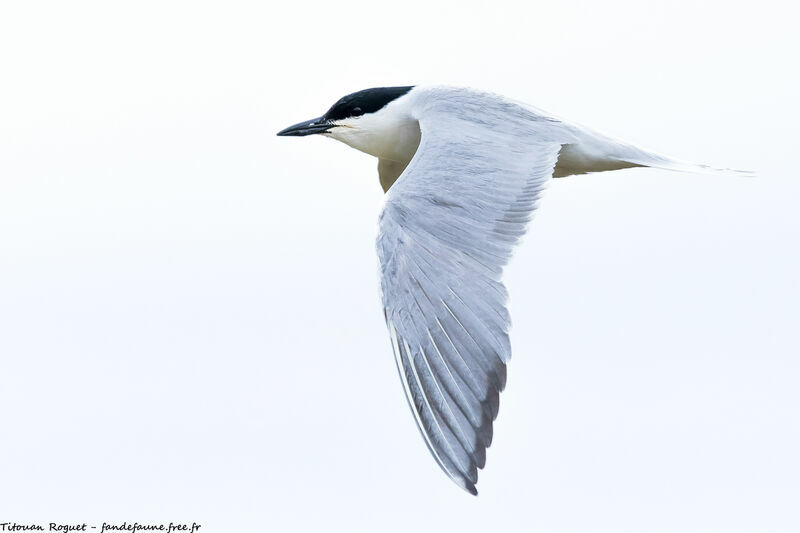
[[1, 1, 798, 531]]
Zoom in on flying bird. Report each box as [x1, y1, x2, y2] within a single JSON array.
[[277, 85, 742, 495]]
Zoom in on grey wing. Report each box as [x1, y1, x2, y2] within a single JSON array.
[[377, 89, 573, 494]]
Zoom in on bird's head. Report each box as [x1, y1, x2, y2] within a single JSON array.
[[277, 86, 419, 162]]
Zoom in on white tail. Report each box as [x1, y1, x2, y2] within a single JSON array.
[[553, 127, 754, 178]]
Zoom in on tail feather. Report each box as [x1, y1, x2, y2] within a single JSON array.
[[619, 145, 754, 177], [554, 138, 754, 178]]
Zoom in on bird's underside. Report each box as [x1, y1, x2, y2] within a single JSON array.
[[379, 142, 645, 192]]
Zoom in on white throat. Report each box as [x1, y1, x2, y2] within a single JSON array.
[[326, 99, 421, 166]]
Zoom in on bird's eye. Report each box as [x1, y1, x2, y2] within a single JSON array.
[[351, 107, 364, 117]]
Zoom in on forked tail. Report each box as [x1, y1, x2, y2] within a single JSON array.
[[554, 137, 754, 178]]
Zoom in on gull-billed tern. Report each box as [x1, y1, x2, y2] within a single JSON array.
[[277, 85, 744, 495]]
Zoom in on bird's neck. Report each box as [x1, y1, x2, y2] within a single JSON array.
[[330, 109, 421, 166]]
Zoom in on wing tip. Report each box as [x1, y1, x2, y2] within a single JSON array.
[[458, 478, 479, 496]]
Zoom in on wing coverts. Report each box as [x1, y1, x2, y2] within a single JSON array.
[[377, 88, 573, 493]]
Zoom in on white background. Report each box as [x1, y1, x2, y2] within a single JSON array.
[[1, 1, 798, 531]]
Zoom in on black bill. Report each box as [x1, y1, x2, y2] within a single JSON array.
[[276, 116, 332, 137]]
